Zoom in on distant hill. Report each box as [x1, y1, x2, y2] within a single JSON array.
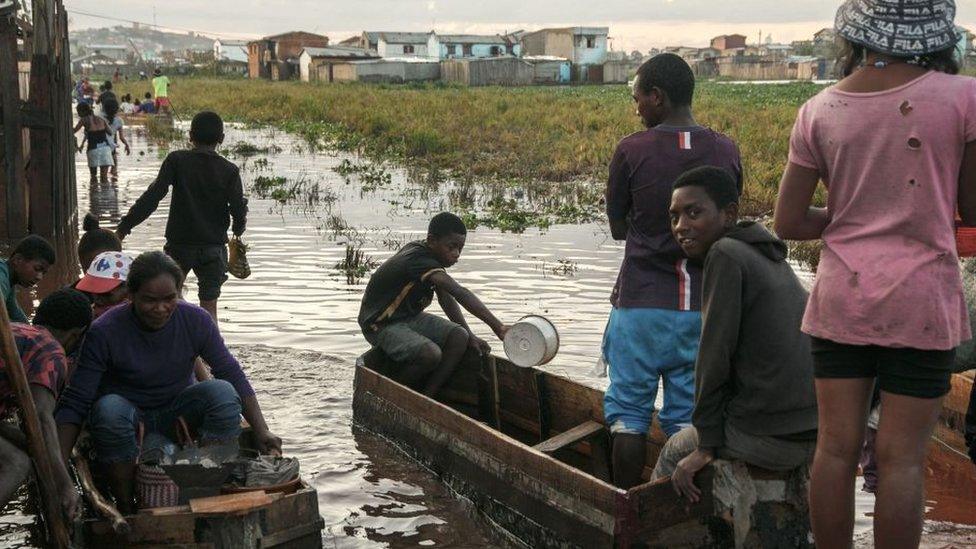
[[69, 25, 216, 57]]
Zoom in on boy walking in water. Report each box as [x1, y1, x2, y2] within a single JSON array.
[[359, 213, 510, 397], [603, 54, 742, 488], [116, 111, 246, 321]]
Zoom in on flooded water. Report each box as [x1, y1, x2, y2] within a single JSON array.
[[2, 121, 973, 547]]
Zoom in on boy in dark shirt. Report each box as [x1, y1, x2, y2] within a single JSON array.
[[0, 235, 57, 323], [116, 111, 246, 321], [652, 166, 817, 501], [603, 53, 743, 488], [359, 213, 510, 397]]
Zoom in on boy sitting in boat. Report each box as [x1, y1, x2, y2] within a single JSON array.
[[0, 289, 92, 522], [358, 212, 510, 397], [1, 235, 56, 323], [55, 252, 281, 514], [652, 166, 817, 501]]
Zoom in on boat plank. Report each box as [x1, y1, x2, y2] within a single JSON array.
[[627, 471, 717, 542], [533, 421, 604, 454]]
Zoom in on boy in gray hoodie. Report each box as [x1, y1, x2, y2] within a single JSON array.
[[651, 166, 818, 502]]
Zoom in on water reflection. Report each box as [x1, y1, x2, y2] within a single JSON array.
[[88, 181, 120, 227]]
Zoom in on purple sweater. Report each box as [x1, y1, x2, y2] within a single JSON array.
[[56, 301, 255, 425]]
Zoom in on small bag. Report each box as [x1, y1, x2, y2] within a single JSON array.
[[228, 236, 251, 279], [135, 418, 194, 509]]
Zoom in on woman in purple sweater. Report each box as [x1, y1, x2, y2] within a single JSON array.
[[56, 251, 280, 513]]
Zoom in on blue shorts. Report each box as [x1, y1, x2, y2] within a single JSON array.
[[603, 307, 701, 437]]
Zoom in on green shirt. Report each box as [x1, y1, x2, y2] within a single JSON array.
[[0, 260, 28, 323], [152, 75, 170, 98]]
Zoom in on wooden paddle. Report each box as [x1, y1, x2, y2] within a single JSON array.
[[0, 300, 71, 547]]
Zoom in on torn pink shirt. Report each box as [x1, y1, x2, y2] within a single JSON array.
[[788, 71, 976, 350]]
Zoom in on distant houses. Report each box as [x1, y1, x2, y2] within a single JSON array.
[[299, 46, 380, 82], [247, 31, 329, 80], [520, 27, 609, 82]]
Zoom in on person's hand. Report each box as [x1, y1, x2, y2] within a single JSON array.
[[59, 484, 80, 521], [254, 428, 282, 457], [115, 230, 126, 242], [671, 449, 714, 503], [468, 334, 491, 356], [494, 324, 511, 341]]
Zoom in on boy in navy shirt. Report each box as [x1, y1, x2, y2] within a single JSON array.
[[603, 54, 743, 488]]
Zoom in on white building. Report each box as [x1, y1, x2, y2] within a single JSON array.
[[86, 44, 129, 62], [375, 32, 430, 58], [214, 39, 249, 63], [519, 27, 609, 82], [427, 34, 519, 59]]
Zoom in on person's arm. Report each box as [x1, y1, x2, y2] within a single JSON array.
[[436, 287, 491, 355], [1, 273, 28, 323], [197, 313, 280, 454], [774, 103, 828, 240], [692, 247, 743, 451], [965, 373, 976, 464], [427, 271, 508, 340], [228, 167, 247, 237], [118, 126, 131, 155], [116, 155, 175, 240], [605, 146, 632, 241], [34, 386, 79, 520], [772, 162, 829, 240], [55, 328, 110, 461], [959, 141, 976, 226]]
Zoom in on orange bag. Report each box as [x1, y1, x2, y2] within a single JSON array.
[[957, 226, 976, 258]]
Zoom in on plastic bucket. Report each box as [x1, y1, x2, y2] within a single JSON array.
[[503, 315, 559, 367]]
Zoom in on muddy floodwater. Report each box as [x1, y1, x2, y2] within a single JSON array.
[[1, 122, 973, 547]]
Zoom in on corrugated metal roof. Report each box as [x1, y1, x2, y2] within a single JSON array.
[[378, 32, 430, 44], [88, 44, 128, 50], [302, 46, 379, 59], [437, 34, 506, 45]]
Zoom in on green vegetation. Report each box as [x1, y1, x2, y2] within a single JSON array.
[[335, 244, 378, 283], [117, 78, 826, 215]]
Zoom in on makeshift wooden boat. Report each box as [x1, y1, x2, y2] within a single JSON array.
[[120, 112, 173, 128], [73, 432, 324, 548], [936, 371, 974, 460], [353, 350, 814, 548]]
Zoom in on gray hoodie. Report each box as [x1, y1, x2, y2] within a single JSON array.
[[693, 221, 818, 449]]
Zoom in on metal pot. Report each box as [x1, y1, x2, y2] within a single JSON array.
[[503, 315, 559, 368]]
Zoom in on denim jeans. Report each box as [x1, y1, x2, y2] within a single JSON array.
[[88, 379, 243, 463]]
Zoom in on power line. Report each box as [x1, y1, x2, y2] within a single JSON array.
[[65, 7, 258, 40]]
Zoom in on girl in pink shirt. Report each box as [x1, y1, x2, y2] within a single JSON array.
[[774, 0, 974, 546]]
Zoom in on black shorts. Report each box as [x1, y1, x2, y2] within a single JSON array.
[[164, 244, 228, 301], [811, 337, 954, 399]]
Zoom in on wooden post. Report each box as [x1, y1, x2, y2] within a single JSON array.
[[0, 11, 28, 239], [0, 298, 72, 547]]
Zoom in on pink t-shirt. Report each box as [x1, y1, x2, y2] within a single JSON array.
[[789, 71, 976, 350]]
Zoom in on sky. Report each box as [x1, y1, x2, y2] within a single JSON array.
[[65, 0, 976, 52]]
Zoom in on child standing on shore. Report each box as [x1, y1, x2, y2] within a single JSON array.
[[116, 111, 246, 321], [774, 0, 973, 546]]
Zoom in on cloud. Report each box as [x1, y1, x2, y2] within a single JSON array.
[[66, 0, 976, 51]]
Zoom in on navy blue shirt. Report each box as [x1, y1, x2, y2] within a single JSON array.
[[56, 301, 255, 425], [606, 126, 742, 311]]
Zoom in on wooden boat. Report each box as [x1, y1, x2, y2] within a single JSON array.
[[120, 112, 173, 128], [353, 350, 815, 548], [74, 432, 325, 548]]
